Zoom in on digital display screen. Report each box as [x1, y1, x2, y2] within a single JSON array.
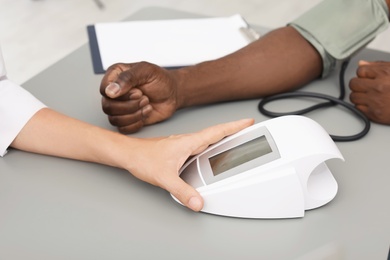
[[209, 136, 272, 176]]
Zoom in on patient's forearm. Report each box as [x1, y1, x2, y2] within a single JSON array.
[[175, 26, 323, 108]]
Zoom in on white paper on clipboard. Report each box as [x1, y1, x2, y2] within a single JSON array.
[[90, 14, 260, 72]]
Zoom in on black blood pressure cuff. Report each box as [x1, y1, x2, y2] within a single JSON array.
[[289, 0, 389, 77]]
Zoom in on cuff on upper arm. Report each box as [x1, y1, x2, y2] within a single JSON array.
[[289, 0, 389, 78]]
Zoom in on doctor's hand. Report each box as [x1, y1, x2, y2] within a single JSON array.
[[125, 118, 254, 212], [100, 62, 180, 134], [349, 60, 390, 125]]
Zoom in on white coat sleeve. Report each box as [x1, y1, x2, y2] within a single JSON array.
[[0, 47, 46, 157]]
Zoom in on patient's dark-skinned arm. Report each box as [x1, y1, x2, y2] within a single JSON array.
[[101, 26, 323, 133], [175, 26, 322, 107]]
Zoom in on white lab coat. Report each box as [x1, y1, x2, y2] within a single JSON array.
[[0, 46, 46, 156]]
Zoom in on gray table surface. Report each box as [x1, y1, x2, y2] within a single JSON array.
[[1, 7, 389, 260]]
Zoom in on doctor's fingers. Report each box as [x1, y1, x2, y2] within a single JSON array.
[[159, 173, 203, 212]]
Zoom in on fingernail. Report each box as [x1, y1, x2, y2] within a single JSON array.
[[188, 197, 202, 212], [106, 82, 121, 96]]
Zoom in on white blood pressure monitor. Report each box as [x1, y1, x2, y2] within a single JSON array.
[[173, 116, 344, 219]]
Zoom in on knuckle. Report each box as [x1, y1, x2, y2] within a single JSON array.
[[117, 70, 133, 84], [373, 83, 386, 93], [108, 115, 120, 126], [349, 77, 359, 89], [101, 99, 113, 114]]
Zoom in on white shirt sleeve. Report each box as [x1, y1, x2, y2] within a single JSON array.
[[0, 47, 46, 157]]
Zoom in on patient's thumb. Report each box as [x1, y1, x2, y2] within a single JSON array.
[[105, 82, 122, 98]]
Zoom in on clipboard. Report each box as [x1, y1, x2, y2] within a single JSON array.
[[87, 15, 260, 74]]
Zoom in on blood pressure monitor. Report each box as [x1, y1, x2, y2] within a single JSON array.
[[172, 115, 344, 219]]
